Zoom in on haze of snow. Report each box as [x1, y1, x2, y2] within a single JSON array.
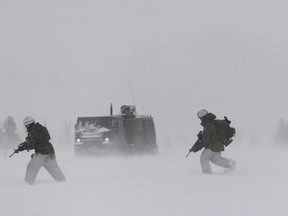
[[1, 0, 288, 145], [1, 1, 288, 216]]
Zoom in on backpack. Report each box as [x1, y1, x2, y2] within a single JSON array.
[[214, 117, 236, 146]]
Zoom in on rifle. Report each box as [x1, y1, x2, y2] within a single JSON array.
[[9, 142, 28, 158], [186, 131, 204, 158]]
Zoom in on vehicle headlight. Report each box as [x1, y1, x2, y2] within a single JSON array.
[[76, 138, 81, 144], [104, 138, 109, 142]]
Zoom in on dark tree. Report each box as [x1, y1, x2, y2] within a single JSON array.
[[274, 118, 288, 144], [3, 116, 17, 135], [2, 116, 21, 154]]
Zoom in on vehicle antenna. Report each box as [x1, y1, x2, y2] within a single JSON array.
[[110, 103, 113, 116], [142, 105, 147, 115], [126, 77, 136, 110]]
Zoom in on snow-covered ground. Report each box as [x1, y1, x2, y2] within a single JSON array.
[[1, 143, 287, 216]]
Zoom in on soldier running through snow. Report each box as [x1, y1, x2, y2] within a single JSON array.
[[196, 109, 236, 174], [15, 116, 66, 184]]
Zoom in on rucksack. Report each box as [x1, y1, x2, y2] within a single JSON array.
[[214, 116, 236, 146]]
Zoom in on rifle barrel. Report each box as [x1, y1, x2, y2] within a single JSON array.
[[9, 152, 15, 158], [185, 149, 192, 158]]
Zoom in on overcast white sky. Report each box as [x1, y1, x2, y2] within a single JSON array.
[[1, 0, 288, 145]]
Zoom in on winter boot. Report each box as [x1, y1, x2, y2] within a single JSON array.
[[228, 159, 236, 171]]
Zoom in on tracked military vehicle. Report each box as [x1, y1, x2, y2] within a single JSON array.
[[74, 105, 158, 156]]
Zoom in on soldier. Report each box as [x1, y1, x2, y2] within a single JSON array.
[[197, 109, 236, 174], [17, 116, 66, 184]]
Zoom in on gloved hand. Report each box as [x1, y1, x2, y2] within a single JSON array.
[[224, 139, 233, 147], [16, 142, 28, 152]]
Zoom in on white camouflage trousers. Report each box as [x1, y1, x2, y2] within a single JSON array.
[[200, 149, 230, 174], [25, 153, 66, 184]]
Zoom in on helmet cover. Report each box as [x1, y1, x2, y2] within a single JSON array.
[[197, 109, 208, 118], [23, 116, 35, 126]]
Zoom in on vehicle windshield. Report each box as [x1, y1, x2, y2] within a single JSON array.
[[76, 117, 111, 138]]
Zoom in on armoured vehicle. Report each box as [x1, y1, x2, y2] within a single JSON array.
[[74, 105, 158, 156]]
